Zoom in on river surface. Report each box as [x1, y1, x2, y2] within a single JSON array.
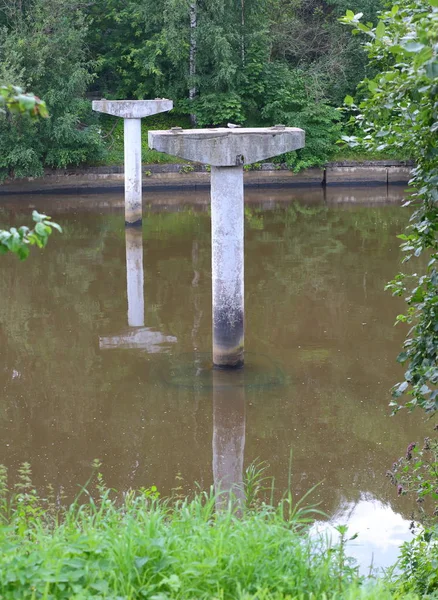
[[0, 185, 429, 572]]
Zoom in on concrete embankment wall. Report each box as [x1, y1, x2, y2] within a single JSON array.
[[0, 160, 413, 195]]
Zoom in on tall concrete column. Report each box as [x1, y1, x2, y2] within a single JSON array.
[[148, 125, 305, 369], [126, 226, 144, 327], [124, 119, 142, 226], [92, 99, 173, 226], [211, 166, 244, 368], [212, 368, 246, 513]]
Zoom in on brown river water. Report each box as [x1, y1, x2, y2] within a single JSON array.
[[0, 185, 430, 571]]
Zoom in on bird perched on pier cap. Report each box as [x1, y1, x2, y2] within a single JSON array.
[[227, 123, 241, 128]]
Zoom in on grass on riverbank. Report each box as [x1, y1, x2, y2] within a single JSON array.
[[0, 463, 426, 599]]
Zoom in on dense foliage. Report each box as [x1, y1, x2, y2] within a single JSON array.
[[341, 0, 438, 415], [0, 0, 103, 179], [341, 0, 438, 592], [0, 0, 386, 177]]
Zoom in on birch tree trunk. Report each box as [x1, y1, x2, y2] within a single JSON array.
[[189, 0, 197, 126], [241, 0, 245, 66]]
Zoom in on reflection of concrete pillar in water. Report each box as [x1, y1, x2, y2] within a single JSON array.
[[92, 99, 173, 226], [126, 226, 144, 327], [99, 225, 177, 353], [212, 369, 246, 512], [148, 126, 305, 368]]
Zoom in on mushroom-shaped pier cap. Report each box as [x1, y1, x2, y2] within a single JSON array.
[[148, 126, 305, 166], [91, 99, 173, 226], [92, 99, 173, 119]]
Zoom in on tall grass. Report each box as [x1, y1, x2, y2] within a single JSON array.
[[0, 463, 419, 599]]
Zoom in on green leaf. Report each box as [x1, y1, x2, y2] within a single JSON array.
[[17, 245, 30, 261], [429, 0, 438, 6], [393, 381, 409, 398], [356, 22, 372, 34], [414, 47, 433, 67], [410, 287, 425, 303], [47, 221, 62, 233], [134, 556, 150, 570], [397, 352, 408, 363], [389, 45, 404, 55], [403, 42, 425, 53], [89, 581, 109, 593], [35, 222, 48, 236], [426, 61, 438, 79], [16, 94, 35, 111], [344, 95, 354, 106], [375, 21, 385, 40], [32, 210, 48, 223]]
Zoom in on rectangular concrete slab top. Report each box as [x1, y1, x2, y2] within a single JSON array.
[[148, 127, 305, 166], [92, 99, 173, 119]]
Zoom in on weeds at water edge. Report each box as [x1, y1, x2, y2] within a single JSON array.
[[0, 462, 420, 599]]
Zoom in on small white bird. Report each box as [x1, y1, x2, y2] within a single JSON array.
[[227, 123, 241, 128]]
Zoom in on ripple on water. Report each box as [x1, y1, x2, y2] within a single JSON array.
[[162, 352, 287, 391]]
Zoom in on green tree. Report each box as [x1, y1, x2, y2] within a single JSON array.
[[341, 4, 438, 586], [0, 0, 103, 179], [341, 0, 438, 415], [88, 0, 342, 167], [0, 0, 390, 174], [268, 0, 385, 105]]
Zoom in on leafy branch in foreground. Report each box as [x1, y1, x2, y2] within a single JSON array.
[[0, 85, 48, 120], [341, 0, 438, 414], [0, 210, 62, 260]]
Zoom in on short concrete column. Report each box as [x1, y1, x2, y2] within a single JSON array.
[[211, 166, 244, 368], [212, 368, 246, 512], [126, 226, 144, 327], [92, 99, 173, 226], [124, 119, 142, 226], [148, 126, 305, 368]]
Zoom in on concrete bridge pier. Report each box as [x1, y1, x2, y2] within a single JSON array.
[[92, 99, 173, 226], [211, 166, 244, 368], [123, 118, 142, 226], [148, 126, 305, 368]]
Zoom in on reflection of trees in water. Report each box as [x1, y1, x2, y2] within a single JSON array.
[[0, 201, 425, 521]]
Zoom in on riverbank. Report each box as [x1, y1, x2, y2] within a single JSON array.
[[0, 160, 413, 195], [0, 464, 423, 599]]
